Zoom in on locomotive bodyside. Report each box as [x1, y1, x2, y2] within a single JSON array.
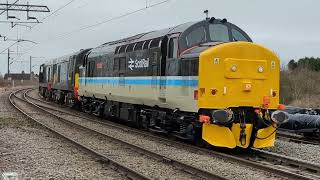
[[39, 49, 91, 103], [41, 18, 287, 149], [77, 19, 286, 149]]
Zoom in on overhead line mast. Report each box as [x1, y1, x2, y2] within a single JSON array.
[[0, 2, 50, 12], [0, 1, 50, 26], [0, 0, 18, 15], [12, 0, 170, 63], [0, 1, 50, 76]]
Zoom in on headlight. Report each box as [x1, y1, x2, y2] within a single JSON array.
[[231, 65, 237, 72], [211, 109, 233, 125], [271, 110, 289, 124], [258, 66, 264, 73]]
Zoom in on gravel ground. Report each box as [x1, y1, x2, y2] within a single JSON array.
[[265, 139, 320, 164], [31, 89, 320, 178], [28, 90, 285, 179], [14, 92, 201, 180], [0, 87, 124, 179]]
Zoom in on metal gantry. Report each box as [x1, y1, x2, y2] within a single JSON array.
[[0, 2, 50, 12], [29, 56, 45, 78], [1, 39, 37, 77], [0, 0, 19, 16], [0, 1, 49, 76], [0, 1, 50, 26]]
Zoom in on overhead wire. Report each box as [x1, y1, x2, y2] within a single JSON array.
[[0, 41, 19, 54], [53, 0, 170, 41], [28, 0, 78, 30], [12, 0, 171, 64], [0, 0, 19, 16], [0, 0, 78, 62], [9, 0, 79, 64], [0, 0, 79, 74], [0, 0, 20, 58]]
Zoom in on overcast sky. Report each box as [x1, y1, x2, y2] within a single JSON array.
[[0, 0, 319, 74]]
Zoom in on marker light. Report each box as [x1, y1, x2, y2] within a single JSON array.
[[211, 89, 217, 95], [199, 115, 210, 124], [258, 66, 264, 73], [278, 104, 286, 110], [231, 65, 237, 72], [263, 96, 271, 108]]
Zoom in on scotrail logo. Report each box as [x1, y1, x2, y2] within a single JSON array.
[[128, 58, 149, 70], [128, 58, 135, 70]]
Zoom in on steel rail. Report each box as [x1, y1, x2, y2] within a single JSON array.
[[277, 130, 320, 145], [9, 89, 150, 180], [23, 89, 225, 180], [251, 149, 320, 177], [29, 89, 319, 180]]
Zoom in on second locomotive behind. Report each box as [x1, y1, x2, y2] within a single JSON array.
[[39, 17, 288, 149]]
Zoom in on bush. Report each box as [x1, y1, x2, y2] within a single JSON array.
[[280, 67, 320, 107], [288, 57, 320, 71], [0, 74, 5, 87]]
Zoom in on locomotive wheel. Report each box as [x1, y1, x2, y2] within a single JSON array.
[[191, 123, 205, 147], [185, 124, 196, 142], [141, 115, 149, 130]]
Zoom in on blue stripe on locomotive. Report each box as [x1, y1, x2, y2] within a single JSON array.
[[79, 77, 198, 87]]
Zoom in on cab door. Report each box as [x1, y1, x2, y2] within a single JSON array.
[[159, 35, 179, 103], [39, 64, 44, 83], [159, 36, 168, 102]]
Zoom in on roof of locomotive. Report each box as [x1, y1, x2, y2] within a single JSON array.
[[42, 49, 90, 66], [105, 21, 194, 46], [43, 53, 74, 66], [87, 18, 252, 58], [41, 18, 252, 65], [88, 21, 196, 57]]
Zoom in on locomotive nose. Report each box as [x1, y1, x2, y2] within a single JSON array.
[[199, 42, 281, 149], [198, 41, 280, 110]]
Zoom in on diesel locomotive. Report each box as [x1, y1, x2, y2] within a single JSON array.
[[39, 17, 288, 149]]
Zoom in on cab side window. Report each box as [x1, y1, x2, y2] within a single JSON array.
[[231, 28, 249, 42], [39, 65, 44, 82], [181, 59, 199, 76], [57, 64, 61, 83], [88, 61, 95, 77], [185, 26, 206, 48], [47, 67, 51, 82], [209, 24, 229, 42], [168, 38, 178, 59]]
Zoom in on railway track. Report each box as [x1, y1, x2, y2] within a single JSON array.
[[34, 96, 319, 149], [10, 88, 225, 180], [9, 89, 149, 180], [277, 130, 320, 145], [25, 89, 320, 180], [251, 149, 320, 177]]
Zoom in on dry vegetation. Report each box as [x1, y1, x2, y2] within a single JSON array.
[[0, 75, 38, 88], [280, 68, 320, 108], [0, 74, 5, 87]]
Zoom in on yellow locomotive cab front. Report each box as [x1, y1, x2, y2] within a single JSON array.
[[198, 42, 282, 149]]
